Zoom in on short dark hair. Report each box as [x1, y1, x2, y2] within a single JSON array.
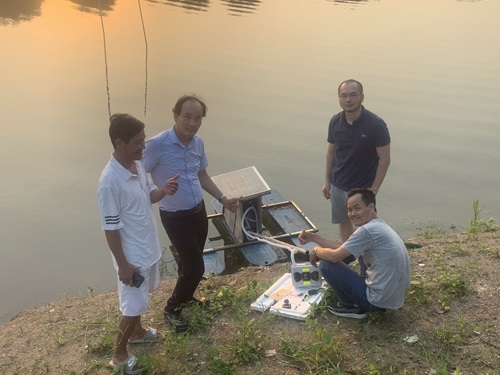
[[347, 188, 376, 210], [338, 79, 364, 95], [108, 113, 145, 148], [172, 94, 208, 117]]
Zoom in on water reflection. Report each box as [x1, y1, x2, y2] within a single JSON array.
[[0, 0, 44, 25], [146, 0, 261, 15], [221, 0, 261, 16], [326, 0, 370, 4], [69, 0, 116, 15], [146, 0, 210, 13]]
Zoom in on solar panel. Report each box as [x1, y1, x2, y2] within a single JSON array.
[[212, 166, 271, 200]]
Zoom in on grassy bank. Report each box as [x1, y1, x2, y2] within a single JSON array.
[[1, 215, 499, 374]]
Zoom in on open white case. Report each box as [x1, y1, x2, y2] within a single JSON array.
[[251, 272, 326, 321]]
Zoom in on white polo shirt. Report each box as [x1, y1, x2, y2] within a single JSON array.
[[97, 156, 161, 270]]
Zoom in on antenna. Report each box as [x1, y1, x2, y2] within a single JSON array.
[[97, 0, 149, 118], [137, 0, 148, 116], [97, 0, 112, 119]]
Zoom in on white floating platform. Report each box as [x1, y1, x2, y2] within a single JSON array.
[[203, 251, 225, 276]]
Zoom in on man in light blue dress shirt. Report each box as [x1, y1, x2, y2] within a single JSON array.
[[142, 95, 240, 332]]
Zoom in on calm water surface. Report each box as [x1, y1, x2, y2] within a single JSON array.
[[1, 0, 499, 322]]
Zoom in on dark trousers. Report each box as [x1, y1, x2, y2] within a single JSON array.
[[320, 260, 386, 313], [159, 201, 208, 312]]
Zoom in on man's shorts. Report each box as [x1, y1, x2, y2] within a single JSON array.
[[117, 261, 160, 317], [330, 184, 349, 224]]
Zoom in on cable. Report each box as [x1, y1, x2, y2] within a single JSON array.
[[241, 206, 300, 264]]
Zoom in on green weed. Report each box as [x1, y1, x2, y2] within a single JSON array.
[[469, 200, 498, 236], [408, 273, 428, 304], [85, 333, 114, 357], [182, 302, 215, 333], [230, 317, 265, 365], [163, 331, 191, 361], [81, 310, 119, 357], [436, 265, 468, 303], [435, 324, 464, 348], [278, 317, 344, 374], [207, 355, 237, 375], [421, 226, 446, 239], [445, 243, 470, 257], [366, 363, 382, 374], [79, 360, 106, 375], [407, 264, 469, 311], [309, 326, 343, 372], [134, 354, 158, 374]]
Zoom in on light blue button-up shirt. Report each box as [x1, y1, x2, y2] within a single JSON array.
[[142, 127, 208, 212]]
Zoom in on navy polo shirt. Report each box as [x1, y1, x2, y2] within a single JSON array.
[[327, 107, 390, 191]]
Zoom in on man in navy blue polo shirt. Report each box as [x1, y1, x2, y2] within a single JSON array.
[[322, 80, 391, 253]]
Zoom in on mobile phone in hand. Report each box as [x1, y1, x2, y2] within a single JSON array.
[[133, 272, 145, 288]]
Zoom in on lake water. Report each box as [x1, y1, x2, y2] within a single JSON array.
[[1, 0, 499, 323]]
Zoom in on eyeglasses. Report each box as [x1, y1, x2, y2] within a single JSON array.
[[339, 93, 361, 100]]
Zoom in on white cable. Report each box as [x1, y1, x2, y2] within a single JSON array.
[[241, 206, 299, 264]]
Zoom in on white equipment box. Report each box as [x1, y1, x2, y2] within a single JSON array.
[[251, 272, 326, 321], [290, 263, 322, 288]]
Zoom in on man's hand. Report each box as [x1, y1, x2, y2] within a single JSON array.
[[310, 247, 320, 268], [222, 196, 242, 213], [118, 263, 139, 287], [322, 182, 331, 200], [298, 230, 314, 245], [162, 174, 180, 195]]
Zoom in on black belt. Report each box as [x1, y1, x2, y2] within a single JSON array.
[[161, 201, 204, 218]]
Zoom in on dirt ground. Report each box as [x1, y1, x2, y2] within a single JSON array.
[[1, 231, 499, 375]]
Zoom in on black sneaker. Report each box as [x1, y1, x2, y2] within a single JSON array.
[[336, 301, 359, 308], [328, 306, 368, 319], [164, 310, 188, 332]]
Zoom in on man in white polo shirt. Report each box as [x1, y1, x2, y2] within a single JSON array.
[[97, 113, 179, 372]]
